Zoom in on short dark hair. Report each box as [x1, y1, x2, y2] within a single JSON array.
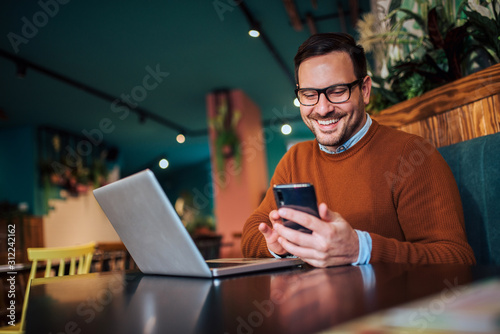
[[294, 33, 367, 86]]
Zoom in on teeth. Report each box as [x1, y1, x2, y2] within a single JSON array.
[[317, 119, 339, 125]]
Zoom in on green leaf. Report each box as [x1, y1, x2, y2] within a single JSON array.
[[393, 8, 426, 31], [466, 10, 496, 36], [388, 0, 403, 26]]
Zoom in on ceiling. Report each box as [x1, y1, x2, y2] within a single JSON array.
[[0, 0, 370, 176]]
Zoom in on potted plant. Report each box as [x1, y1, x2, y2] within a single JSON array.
[[357, 0, 500, 113]]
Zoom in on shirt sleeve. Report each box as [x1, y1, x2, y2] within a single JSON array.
[[352, 230, 372, 265]]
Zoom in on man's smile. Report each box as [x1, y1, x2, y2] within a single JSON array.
[[317, 118, 340, 126]]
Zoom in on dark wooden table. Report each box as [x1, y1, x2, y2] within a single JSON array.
[[24, 263, 500, 334]]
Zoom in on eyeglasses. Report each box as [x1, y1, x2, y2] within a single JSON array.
[[295, 78, 364, 106]]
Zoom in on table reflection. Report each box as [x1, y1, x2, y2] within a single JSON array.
[[269, 265, 373, 333], [25, 264, 498, 334]]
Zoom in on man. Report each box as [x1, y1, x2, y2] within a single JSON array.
[[241, 33, 475, 267]]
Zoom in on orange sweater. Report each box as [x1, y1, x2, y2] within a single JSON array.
[[241, 120, 476, 265]]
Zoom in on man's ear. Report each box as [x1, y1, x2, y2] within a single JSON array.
[[361, 76, 372, 105]]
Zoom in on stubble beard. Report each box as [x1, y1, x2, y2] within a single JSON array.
[[306, 103, 366, 150], [313, 122, 345, 148], [305, 111, 348, 150]]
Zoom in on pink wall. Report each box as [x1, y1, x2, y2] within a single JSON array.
[[207, 90, 269, 257]]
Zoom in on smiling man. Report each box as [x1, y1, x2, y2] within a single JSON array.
[[241, 33, 476, 267]]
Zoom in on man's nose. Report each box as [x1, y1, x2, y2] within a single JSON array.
[[315, 92, 334, 115]]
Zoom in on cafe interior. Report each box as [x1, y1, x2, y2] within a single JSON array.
[[1, 0, 500, 333]]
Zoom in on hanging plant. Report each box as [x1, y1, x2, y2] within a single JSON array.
[[209, 91, 242, 175], [38, 127, 115, 214]]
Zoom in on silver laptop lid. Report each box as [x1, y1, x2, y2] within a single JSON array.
[[93, 169, 212, 278]]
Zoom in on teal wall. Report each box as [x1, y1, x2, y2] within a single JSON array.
[[264, 122, 314, 182], [157, 159, 213, 217], [265, 130, 288, 180], [0, 124, 311, 217], [0, 126, 38, 215]]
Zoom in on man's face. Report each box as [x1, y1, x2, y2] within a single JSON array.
[[297, 51, 371, 152]]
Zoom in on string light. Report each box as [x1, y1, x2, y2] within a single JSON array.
[[176, 134, 185, 144], [249, 29, 260, 37], [281, 124, 292, 135], [159, 158, 169, 169]]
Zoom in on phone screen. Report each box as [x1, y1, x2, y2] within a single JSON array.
[[273, 183, 319, 234]]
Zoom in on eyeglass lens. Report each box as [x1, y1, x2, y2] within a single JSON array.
[[299, 86, 351, 105], [297, 79, 362, 106]]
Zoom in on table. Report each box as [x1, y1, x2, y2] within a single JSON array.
[[24, 263, 500, 334]]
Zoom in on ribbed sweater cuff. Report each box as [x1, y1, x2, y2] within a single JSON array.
[[370, 234, 397, 262]]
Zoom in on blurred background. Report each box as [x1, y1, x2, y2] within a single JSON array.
[[3, 0, 496, 257]]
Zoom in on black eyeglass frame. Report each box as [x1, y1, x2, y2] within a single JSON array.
[[295, 78, 364, 106]]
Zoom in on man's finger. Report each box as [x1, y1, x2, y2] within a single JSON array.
[[278, 208, 321, 232], [278, 236, 317, 259], [318, 202, 343, 222], [259, 223, 272, 237], [274, 223, 316, 248]]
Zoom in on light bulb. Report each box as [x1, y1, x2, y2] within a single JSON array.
[[159, 158, 169, 169], [281, 124, 292, 135], [249, 29, 260, 37], [176, 134, 185, 144]]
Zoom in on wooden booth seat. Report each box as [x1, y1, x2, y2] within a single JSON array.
[[438, 133, 500, 265]]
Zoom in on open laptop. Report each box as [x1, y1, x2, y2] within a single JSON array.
[[93, 169, 303, 278]]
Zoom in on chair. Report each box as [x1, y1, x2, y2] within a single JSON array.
[[27, 242, 96, 279], [0, 242, 96, 333], [92, 241, 136, 272]]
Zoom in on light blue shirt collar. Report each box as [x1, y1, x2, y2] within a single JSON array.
[[319, 113, 372, 154]]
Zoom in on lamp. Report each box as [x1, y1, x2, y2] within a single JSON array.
[[241, 3, 260, 38], [248, 29, 260, 37]]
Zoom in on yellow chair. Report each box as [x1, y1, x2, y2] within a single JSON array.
[[0, 242, 96, 334], [27, 242, 96, 279]]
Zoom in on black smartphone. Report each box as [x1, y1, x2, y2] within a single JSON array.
[[272, 183, 319, 234]]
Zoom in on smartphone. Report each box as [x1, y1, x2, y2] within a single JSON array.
[[272, 183, 319, 234]]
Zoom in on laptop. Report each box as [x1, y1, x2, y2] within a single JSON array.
[[93, 169, 303, 278]]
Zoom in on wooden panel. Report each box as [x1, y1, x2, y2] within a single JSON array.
[[373, 63, 500, 128], [494, 94, 500, 131], [0, 216, 44, 265], [393, 97, 495, 144], [478, 95, 500, 133], [445, 108, 466, 144], [389, 93, 500, 148]]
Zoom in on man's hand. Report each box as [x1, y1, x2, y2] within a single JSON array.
[[272, 203, 360, 267], [258, 210, 292, 256]]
